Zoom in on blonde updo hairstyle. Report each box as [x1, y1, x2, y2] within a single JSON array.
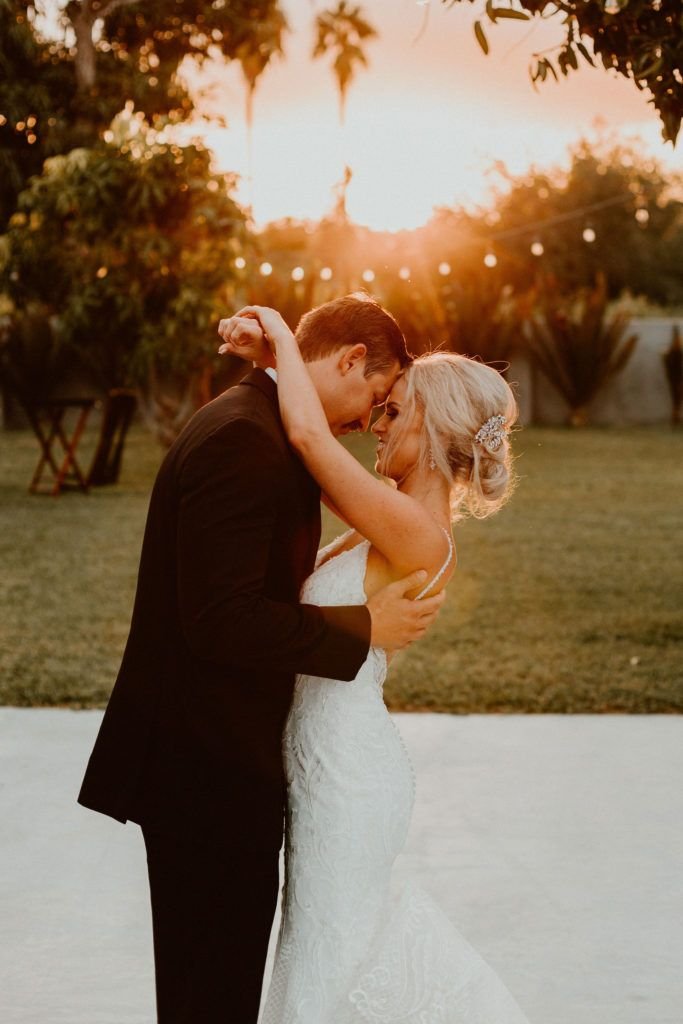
[[382, 352, 519, 521]]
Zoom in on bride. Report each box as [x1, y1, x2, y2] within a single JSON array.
[[219, 304, 530, 1024]]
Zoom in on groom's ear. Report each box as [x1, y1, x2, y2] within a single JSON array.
[[339, 343, 368, 376]]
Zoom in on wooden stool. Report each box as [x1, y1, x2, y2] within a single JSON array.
[[28, 398, 96, 496]]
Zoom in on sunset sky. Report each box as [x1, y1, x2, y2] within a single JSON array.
[[186, 0, 682, 231]]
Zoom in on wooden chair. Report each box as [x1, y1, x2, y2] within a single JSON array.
[[23, 388, 137, 495], [28, 397, 96, 496], [87, 388, 137, 487]]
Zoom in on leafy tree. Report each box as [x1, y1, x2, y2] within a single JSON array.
[[1, 1, 292, 438], [48, 0, 284, 124], [313, 1, 377, 125], [477, 135, 683, 307], [0, 1, 75, 227], [0, 0, 286, 226], [0, 109, 248, 443], [525, 270, 638, 425], [447, 0, 682, 145]]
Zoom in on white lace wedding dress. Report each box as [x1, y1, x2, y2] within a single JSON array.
[[259, 531, 531, 1024]]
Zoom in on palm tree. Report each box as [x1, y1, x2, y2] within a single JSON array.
[[312, 1, 377, 126], [236, 9, 288, 202]]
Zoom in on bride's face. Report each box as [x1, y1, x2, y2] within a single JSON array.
[[371, 375, 423, 481]]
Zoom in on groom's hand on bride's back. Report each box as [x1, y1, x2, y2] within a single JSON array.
[[367, 571, 445, 652]]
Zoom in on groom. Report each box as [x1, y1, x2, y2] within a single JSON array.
[[78, 293, 444, 1023]]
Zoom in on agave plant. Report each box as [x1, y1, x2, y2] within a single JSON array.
[[526, 271, 638, 426], [438, 271, 532, 373]]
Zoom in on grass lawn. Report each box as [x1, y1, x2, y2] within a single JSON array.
[[1, 419, 681, 712]]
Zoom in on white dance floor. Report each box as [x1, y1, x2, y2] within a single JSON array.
[[1, 708, 681, 1024]]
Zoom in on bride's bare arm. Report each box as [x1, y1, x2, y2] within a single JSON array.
[[223, 306, 448, 581]]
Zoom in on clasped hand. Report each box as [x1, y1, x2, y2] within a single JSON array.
[[218, 306, 292, 367]]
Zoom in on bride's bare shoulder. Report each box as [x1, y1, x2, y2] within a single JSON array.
[[365, 528, 456, 601]]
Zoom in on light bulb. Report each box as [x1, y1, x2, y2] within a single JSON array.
[[484, 252, 497, 268], [438, 262, 451, 276], [291, 266, 305, 281], [259, 262, 273, 276], [320, 267, 333, 281]]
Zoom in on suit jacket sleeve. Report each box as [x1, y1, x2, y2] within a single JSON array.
[[176, 417, 371, 680]]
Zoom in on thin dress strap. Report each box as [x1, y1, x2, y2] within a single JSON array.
[[414, 526, 454, 601]]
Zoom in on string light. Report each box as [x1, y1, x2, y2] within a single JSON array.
[[226, 192, 651, 286], [488, 192, 643, 245]]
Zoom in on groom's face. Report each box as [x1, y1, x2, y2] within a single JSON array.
[[309, 349, 401, 436], [333, 364, 400, 437]]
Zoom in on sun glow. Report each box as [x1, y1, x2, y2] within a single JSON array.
[[188, 0, 680, 234], [203, 95, 587, 232]]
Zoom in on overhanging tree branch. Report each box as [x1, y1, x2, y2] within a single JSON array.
[[445, 0, 682, 146]]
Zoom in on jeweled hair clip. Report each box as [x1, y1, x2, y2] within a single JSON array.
[[474, 414, 507, 452]]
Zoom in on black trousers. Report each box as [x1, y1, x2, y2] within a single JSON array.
[[141, 822, 280, 1024]]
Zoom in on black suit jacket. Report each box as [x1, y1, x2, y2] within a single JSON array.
[[78, 369, 371, 848]]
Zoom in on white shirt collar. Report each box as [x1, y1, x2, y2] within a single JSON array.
[[264, 366, 278, 383]]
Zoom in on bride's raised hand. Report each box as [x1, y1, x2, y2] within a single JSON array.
[[233, 305, 296, 351], [218, 315, 269, 360]]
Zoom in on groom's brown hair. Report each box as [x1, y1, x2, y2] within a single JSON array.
[[296, 294, 411, 376]]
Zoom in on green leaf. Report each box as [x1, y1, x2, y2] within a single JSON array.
[[576, 42, 595, 67], [636, 56, 663, 80], [488, 8, 530, 20], [474, 20, 489, 55]]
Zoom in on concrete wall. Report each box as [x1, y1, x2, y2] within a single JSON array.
[[508, 317, 681, 426]]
